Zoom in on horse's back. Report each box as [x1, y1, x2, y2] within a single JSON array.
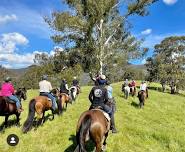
[[34, 96, 52, 109], [77, 110, 108, 134]]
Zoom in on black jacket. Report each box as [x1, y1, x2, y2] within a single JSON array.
[[89, 85, 108, 107]]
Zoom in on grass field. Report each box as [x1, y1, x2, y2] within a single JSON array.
[[0, 82, 185, 152]]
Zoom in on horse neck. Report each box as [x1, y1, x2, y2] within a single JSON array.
[[15, 91, 22, 100]]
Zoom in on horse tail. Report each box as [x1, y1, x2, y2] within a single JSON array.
[[58, 95, 63, 114], [22, 99, 36, 133], [76, 114, 91, 152]]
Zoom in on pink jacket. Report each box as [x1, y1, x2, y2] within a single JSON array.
[[0, 82, 15, 97]]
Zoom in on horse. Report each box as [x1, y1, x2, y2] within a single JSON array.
[[138, 90, 147, 108], [122, 85, 130, 99], [0, 88, 27, 127], [74, 109, 110, 152], [130, 86, 136, 97], [69, 86, 78, 102], [22, 88, 59, 133], [57, 93, 71, 114]]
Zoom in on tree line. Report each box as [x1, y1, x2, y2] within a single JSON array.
[[2, 0, 185, 94]]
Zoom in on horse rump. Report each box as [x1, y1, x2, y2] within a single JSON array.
[[75, 114, 91, 152], [22, 99, 36, 133]]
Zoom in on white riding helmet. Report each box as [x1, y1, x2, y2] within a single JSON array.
[[74, 76, 77, 79], [100, 74, 106, 80]]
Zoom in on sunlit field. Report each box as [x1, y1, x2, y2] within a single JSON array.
[[0, 82, 185, 152]]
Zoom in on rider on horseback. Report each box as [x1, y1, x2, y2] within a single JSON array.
[[39, 75, 57, 111], [0, 77, 23, 113], [72, 76, 80, 94], [89, 75, 117, 133], [138, 81, 148, 98], [60, 78, 69, 95]]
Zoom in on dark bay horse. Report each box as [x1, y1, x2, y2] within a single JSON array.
[[74, 109, 110, 152], [0, 88, 27, 127], [138, 90, 147, 108], [22, 89, 59, 133]]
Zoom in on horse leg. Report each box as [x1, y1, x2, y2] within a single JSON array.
[[102, 132, 108, 151], [51, 109, 55, 120], [4, 115, 9, 128], [42, 111, 46, 124], [15, 113, 21, 127], [66, 102, 67, 109]]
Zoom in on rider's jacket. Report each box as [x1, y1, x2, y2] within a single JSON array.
[[72, 79, 79, 86], [140, 83, 147, 91], [0, 82, 14, 96], [39, 80, 52, 93], [89, 85, 108, 107], [60, 81, 69, 94]]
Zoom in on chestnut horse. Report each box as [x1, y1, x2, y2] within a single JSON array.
[[22, 88, 59, 133], [74, 109, 110, 152], [0, 88, 27, 127], [58, 93, 71, 114]]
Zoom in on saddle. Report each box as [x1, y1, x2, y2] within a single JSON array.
[[39, 93, 52, 101], [90, 107, 110, 122]]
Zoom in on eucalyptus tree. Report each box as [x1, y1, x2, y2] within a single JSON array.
[[46, 0, 158, 74]]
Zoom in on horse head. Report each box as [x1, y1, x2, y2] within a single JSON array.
[[16, 87, 27, 101]]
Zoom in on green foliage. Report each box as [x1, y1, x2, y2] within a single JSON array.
[[0, 82, 185, 152], [146, 36, 185, 91], [46, 0, 157, 73]]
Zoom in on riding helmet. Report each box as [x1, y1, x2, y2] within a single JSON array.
[[4, 77, 11, 82]]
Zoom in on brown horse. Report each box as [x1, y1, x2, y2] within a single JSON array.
[[138, 90, 147, 108], [0, 88, 27, 127], [130, 87, 136, 97], [74, 109, 110, 152], [58, 93, 71, 114], [22, 89, 59, 133]]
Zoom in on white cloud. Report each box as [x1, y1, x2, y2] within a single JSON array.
[[0, 49, 60, 69], [0, 32, 28, 54], [163, 0, 178, 5], [141, 29, 152, 35], [0, 14, 18, 24]]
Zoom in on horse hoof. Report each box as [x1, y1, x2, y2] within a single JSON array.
[[102, 145, 106, 151]]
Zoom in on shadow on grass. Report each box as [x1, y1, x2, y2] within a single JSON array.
[[130, 100, 139, 109], [0, 118, 20, 132], [32, 113, 55, 128], [64, 134, 95, 152]]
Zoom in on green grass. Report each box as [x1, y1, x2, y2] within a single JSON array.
[[0, 82, 185, 152]]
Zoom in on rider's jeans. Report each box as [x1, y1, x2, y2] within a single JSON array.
[[8, 95, 21, 109]]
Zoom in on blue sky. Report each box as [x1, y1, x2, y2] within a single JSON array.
[[0, 0, 184, 68]]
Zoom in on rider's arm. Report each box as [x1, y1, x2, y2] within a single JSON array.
[[104, 89, 109, 104], [88, 88, 93, 103], [65, 84, 69, 90], [9, 83, 15, 94]]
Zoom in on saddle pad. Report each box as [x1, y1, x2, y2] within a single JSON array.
[[91, 109, 111, 122]]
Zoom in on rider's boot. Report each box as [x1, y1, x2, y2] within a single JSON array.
[[110, 116, 118, 134], [17, 107, 24, 113]]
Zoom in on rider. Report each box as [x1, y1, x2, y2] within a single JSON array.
[[131, 79, 136, 92], [122, 79, 129, 91], [0, 77, 23, 113], [72, 76, 80, 94], [89, 75, 117, 133], [39, 75, 57, 111], [89, 71, 101, 86], [138, 81, 148, 98], [60, 78, 69, 95]]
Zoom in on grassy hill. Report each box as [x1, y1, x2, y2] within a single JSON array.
[[0, 82, 185, 152]]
